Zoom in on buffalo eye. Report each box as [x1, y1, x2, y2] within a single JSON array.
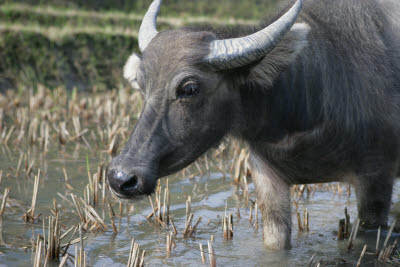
[[177, 80, 199, 98]]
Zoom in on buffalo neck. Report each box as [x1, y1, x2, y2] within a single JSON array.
[[233, 62, 323, 145]]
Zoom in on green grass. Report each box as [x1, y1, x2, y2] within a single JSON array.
[[0, 0, 278, 20], [0, 1, 278, 90], [0, 4, 177, 32], [0, 30, 138, 90], [0, 3, 259, 30]]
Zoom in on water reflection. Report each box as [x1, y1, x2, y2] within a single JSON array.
[[0, 145, 399, 266]]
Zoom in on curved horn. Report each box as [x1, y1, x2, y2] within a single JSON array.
[[205, 0, 303, 69], [139, 0, 162, 52]]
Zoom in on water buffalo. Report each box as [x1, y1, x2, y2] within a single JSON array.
[[108, 0, 400, 249]]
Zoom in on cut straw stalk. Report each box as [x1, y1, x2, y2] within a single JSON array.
[[183, 213, 194, 237], [186, 196, 191, 223], [208, 240, 216, 267], [166, 232, 176, 257], [378, 219, 397, 261], [127, 238, 145, 267], [92, 174, 99, 206], [347, 217, 360, 250], [80, 198, 108, 229], [0, 187, 10, 217], [16, 153, 23, 177], [344, 207, 350, 237], [61, 236, 87, 249], [199, 243, 206, 264], [59, 253, 68, 267], [307, 254, 316, 267], [156, 182, 161, 220], [383, 219, 396, 249], [33, 239, 43, 267], [86, 154, 93, 197], [169, 215, 178, 235], [187, 216, 203, 237], [145, 205, 158, 220], [147, 196, 165, 227], [107, 200, 117, 234], [43, 122, 49, 154], [76, 224, 86, 267], [296, 210, 303, 231], [233, 149, 246, 185], [253, 202, 258, 229], [30, 169, 40, 217], [23, 170, 40, 222], [107, 133, 120, 155], [181, 195, 202, 238], [60, 226, 75, 241], [296, 209, 309, 232], [204, 155, 209, 172], [71, 194, 85, 223], [223, 212, 233, 240], [46, 215, 61, 261], [32, 215, 63, 266], [376, 226, 381, 255], [304, 209, 309, 231], [62, 167, 73, 190], [3, 125, 15, 145], [52, 198, 58, 215], [58, 121, 68, 145], [102, 168, 106, 207], [356, 244, 367, 267], [378, 239, 398, 262], [162, 179, 170, 225], [338, 208, 351, 240]]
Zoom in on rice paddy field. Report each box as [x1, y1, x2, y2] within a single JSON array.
[[0, 87, 398, 266], [1, 1, 400, 266]]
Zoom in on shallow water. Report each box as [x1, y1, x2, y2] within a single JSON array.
[[0, 144, 399, 267]]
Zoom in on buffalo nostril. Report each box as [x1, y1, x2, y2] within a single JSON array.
[[120, 175, 138, 192], [108, 169, 138, 195]]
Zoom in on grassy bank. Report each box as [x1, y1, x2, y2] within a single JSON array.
[[0, 30, 138, 91], [0, 1, 277, 91], [1, 0, 278, 19]]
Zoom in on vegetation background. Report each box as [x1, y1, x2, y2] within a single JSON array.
[[0, 0, 278, 91]]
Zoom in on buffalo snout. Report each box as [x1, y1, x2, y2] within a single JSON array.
[[107, 156, 157, 200], [108, 169, 139, 197]]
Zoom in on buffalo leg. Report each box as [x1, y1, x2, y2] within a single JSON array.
[[354, 173, 394, 228], [250, 153, 291, 249]]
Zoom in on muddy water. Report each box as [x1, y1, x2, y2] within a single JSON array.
[[0, 144, 399, 267]]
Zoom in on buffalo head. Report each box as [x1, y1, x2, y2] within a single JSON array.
[[107, 0, 309, 200]]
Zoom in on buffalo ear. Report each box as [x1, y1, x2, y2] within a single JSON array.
[[244, 23, 310, 88], [123, 53, 142, 89]]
